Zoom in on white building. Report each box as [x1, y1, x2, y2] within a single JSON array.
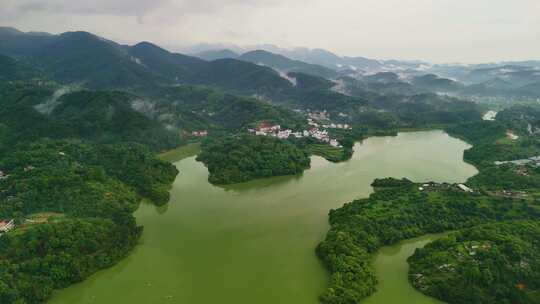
[[330, 139, 340, 147], [0, 219, 15, 234], [458, 184, 474, 193]]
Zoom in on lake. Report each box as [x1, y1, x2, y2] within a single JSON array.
[[50, 130, 477, 304]]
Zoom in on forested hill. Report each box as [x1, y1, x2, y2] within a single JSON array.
[[0, 80, 307, 153], [0, 140, 179, 303], [409, 221, 540, 304], [196, 135, 311, 184], [0, 27, 488, 125], [0, 29, 293, 95], [0, 82, 181, 151], [238, 50, 339, 79], [0, 54, 44, 82]]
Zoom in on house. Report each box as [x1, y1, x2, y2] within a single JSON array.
[[256, 122, 280, 133], [0, 171, 8, 180], [24, 165, 35, 172], [0, 219, 15, 234], [192, 130, 208, 137], [277, 130, 292, 139]]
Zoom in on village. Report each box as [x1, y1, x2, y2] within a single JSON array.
[[247, 110, 352, 148], [248, 122, 344, 147]]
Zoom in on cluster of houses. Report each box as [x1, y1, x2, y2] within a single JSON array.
[[307, 118, 351, 130], [307, 110, 330, 121], [248, 123, 342, 147], [0, 219, 15, 236]]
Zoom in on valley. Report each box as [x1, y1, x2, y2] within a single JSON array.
[[1, 23, 540, 304], [49, 131, 476, 304]]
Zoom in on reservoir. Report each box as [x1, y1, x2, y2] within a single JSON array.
[[50, 130, 477, 304]]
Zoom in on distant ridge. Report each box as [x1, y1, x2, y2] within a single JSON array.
[[238, 50, 338, 79], [194, 49, 239, 61]]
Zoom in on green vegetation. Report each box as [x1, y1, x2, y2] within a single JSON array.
[[0, 140, 177, 303], [409, 221, 540, 304], [445, 107, 540, 193], [0, 54, 44, 82], [196, 135, 310, 184], [317, 109, 540, 302], [316, 180, 540, 304], [158, 142, 201, 163], [155, 85, 305, 132], [3, 26, 540, 304], [0, 218, 141, 304], [0, 82, 181, 151], [308, 144, 350, 163]]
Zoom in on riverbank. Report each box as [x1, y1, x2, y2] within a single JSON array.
[[363, 234, 447, 304], [50, 131, 476, 304], [316, 176, 540, 304], [158, 142, 201, 163]]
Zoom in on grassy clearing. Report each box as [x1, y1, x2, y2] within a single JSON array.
[[308, 144, 348, 162], [158, 142, 201, 163]]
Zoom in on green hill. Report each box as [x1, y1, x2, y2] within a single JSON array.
[[238, 50, 338, 79]]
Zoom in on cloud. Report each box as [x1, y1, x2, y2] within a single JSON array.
[[1, 0, 539, 63], [5, 0, 167, 17], [5, 0, 288, 17]]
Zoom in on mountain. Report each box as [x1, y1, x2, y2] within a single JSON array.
[[287, 72, 335, 90], [128, 42, 293, 94], [465, 65, 540, 86], [128, 41, 207, 82], [0, 82, 181, 149], [238, 50, 338, 79], [39, 32, 166, 89], [411, 74, 464, 92], [0, 54, 44, 81], [520, 82, 540, 97], [272, 47, 385, 72], [363, 72, 401, 84], [0, 26, 57, 57], [0, 28, 293, 95], [194, 49, 239, 61]]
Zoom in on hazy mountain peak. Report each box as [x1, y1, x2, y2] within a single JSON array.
[[194, 49, 239, 61]]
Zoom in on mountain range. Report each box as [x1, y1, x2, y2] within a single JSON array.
[[2, 26, 539, 102]]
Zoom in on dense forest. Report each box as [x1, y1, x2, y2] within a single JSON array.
[[196, 135, 311, 184], [409, 221, 540, 304], [445, 108, 540, 195], [0, 82, 181, 151], [316, 179, 540, 304], [0, 140, 178, 303]]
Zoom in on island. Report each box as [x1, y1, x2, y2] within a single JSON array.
[[196, 135, 311, 184]]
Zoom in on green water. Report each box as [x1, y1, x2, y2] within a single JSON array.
[[50, 131, 477, 304], [362, 234, 446, 304]]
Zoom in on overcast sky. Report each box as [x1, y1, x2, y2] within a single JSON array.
[[1, 0, 539, 63]]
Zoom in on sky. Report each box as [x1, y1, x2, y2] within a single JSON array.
[[1, 0, 539, 63]]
